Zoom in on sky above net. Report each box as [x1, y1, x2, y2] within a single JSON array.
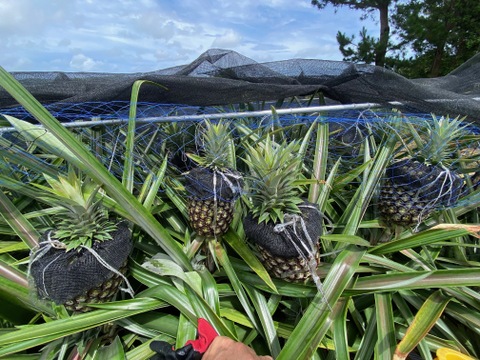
[[1, 0, 377, 73]]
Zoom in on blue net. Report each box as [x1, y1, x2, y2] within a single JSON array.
[[1, 100, 480, 231]]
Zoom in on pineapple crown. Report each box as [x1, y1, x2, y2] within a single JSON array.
[[243, 135, 304, 224], [409, 114, 468, 166], [187, 119, 235, 171], [37, 172, 116, 251]]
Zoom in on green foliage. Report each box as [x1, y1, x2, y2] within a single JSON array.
[[0, 68, 192, 270], [187, 119, 236, 171], [310, 0, 390, 12], [2, 66, 480, 359], [312, 0, 480, 76], [394, 290, 451, 359], [392, 0, 480, 77], [337, 27, 378, 64], [32, 172, 116, 250], [411, 115, 469, 165], [243, 135, 304, 224], [311, 0, 393, 66]]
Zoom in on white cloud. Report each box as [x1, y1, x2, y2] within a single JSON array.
[[0, 0, 379, 72], [69, 54, 103, 71], [212, 29, 243, 48]]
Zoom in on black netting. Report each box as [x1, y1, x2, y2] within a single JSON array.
[[1, 48, 480, 122]]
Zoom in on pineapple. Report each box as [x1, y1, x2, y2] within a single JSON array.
[[29, 171, 132, 312], [184, 119, 243, 238], [379, 115, 466, 228], [242, 135, 322, 282]]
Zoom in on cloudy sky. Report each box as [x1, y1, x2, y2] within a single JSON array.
[[1, 0, 377, 73]]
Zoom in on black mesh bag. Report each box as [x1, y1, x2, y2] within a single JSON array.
[[243, 202, 322, 259], [184, 167, 244, 202], [29, 221, 132, 305]]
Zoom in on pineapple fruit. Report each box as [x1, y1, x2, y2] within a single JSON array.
[[184, 119, 243, 237], [379, 115, 466, 228], [29, 171, 132, 312], [242, 135, 322, 282]]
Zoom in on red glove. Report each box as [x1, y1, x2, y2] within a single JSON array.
[[185, 318, 219, 354], [150, 318, 218, 360]]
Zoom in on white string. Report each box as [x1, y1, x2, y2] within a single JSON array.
[[212, 169, 219, 239], [28, 231, 66, 297], [414, 166, 458, 231], [184, 167, 243, 201], [274, 214, 315, 257], [80, 245, 135, 298], [188, 167, 243, 237], [217, 169, 243, 199], [273, 210, 330, 309]]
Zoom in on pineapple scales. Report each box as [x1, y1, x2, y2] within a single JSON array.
[[379, 115, 466, 228], [242, 135, 322, 282], [29, 172, 132, 312], [184, 119, 243, 237]]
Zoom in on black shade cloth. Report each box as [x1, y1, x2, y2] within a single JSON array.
[[1, 49, 479, 122]]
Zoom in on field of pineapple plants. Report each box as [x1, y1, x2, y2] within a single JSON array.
[[1, 66, 480, 360]]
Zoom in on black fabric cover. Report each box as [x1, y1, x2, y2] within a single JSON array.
[[29, 221, 132, 304], [1, 49, 480, 122], [184, 166, 243, 201]]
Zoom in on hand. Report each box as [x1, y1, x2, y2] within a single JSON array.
[[203, 336, 273, 360]]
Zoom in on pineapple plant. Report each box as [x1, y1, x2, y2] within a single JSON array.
[[184, 119, 243, 238], [29, 171, 132, 312], [379, 115, 466, 228], [242, 135, 322, 282]]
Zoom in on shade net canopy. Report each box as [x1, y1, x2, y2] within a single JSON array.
[[1, 48, 480, 122]]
